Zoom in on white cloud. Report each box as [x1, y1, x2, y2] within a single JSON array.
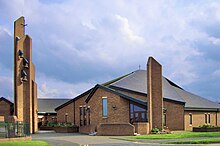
[[1, 0, 220, 100], [115, 14, 144, 43], [37, 73, 94, 98]]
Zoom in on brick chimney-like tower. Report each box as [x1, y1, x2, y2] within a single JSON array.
[[147, 57, 163, 130], [14, 16, 38, 134]]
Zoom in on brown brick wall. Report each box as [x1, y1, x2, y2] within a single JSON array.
[[14, 17, 38, 134], [97, 123, 134, 136], [87, 88, 130, 126], [218, 112, 220, 126], [163, 100, 184, 130], [133, 122, 149, 135], [0, 100, 11, 121], [147, 57, 163, 130], [56, 102, 74, 123], [184, 111, 219, 131], [74, 94, 88, 126]]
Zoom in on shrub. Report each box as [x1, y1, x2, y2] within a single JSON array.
[[198, 124, 216, 128], [151, 127, 160, 133]]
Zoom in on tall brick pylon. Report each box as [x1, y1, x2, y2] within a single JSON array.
[[14, 16, 38, 134], [147, 57, 163, 131]]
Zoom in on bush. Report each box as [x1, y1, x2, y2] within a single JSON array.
[[55, 122, 75, 128], [151, 127, 160, 133], [198, 124, 216, 128]]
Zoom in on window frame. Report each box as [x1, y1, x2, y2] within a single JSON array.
[[189, 113, 192, 126], [102, 97, 108, 117], [208, 113, 211, 124], [129, 102, 147, 123], [83, 106, 87, 125], [79, 106, 83, 126], [205, 113, 207, 124]]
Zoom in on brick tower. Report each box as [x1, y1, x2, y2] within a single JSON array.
[[147, 57, 163, 130], [14, 16, 38, 133]]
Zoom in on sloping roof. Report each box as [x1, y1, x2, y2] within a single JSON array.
[[38, 98, 70, 114], [0, 97, 13, 105], [110, 70, 185, 103], [110, 70, 220, 109], [174, 87, 220, 110], [85, 84, 147, 106], [55, 88, 93, 111]]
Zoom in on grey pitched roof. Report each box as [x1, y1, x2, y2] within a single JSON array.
[[174, 87, 220, 110], [38, 98, 70, 114], [109, 70, 220, 109], [85, 84, 147, 106]]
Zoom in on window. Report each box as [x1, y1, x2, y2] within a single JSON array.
[[205, 113, 207, 124], [65, 113, 68, 123], [208, 113, 211, 124], [80, 106, 83, 126], [102, 97, 108, 117], [189, 113, 192, 125], [88, 106, 91, 125], [83, 106, 87, 125], [163, 113, 166, 127], [130, 102, 147, 123]]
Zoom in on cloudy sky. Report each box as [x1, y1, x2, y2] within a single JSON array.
[[0, 0, 220, 102]]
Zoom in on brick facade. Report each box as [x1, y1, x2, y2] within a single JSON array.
[[147, 57, 163, 130], [184, 110, 219, 131], [163, 100, 184, 130], [56, 102, 75, 123], [0, 98, 13, 121]]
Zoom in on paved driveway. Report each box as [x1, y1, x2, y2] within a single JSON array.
[[32, 131, 220, 146]]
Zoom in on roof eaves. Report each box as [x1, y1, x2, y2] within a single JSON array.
[[0, 97, 13, 105], [55, 99, 74, 111], [55, 88, 93, 111], [101, 72, 134, 86], [163, 97, 185, 105], [85, 84, 147, 106], [185, 107, 220, 111]]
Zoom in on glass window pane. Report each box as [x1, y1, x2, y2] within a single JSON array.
[[130, 104, 134, 113], [134, 105, 146, 112], [102, 98, 108, 117]]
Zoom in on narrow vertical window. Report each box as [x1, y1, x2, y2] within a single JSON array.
[[80, 106, 83, 126], [205, 113, 207, 124], [88, 106, 91, 125], [189, 113, 192, 125], [208, 113, 211, 124], [102, 97, 108, 117], [163, 113, 166, 127], [65, 113, 68, 123], [83, 106, 87, 125]]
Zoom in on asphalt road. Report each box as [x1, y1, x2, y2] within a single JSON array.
[[32, 131, 220, 146]]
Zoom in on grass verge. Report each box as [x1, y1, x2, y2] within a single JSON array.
[[128, 132, 220, 139], [164, 138, 220, 144], [0, 140, 50, 146]]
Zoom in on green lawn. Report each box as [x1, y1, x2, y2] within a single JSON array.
[[128, 132, 220, 139], [165, 138, 220, 144], [0, 140, 50, 146]]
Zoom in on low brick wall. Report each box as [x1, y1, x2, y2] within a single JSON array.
[[39, 126, 54, 130], [79, 125, 96, 134], [193, 127, 220, 132], [133, 122, 149, 135], [54, 126, 79, 133], [97, 123, 134, 136]]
